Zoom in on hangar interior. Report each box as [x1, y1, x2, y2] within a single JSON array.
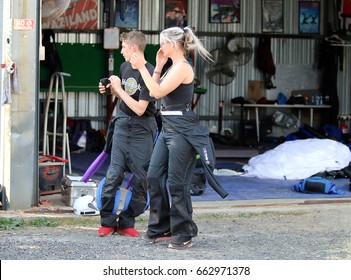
[[1, 0, 351, 209]]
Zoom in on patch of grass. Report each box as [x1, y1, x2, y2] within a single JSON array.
[[0, 217, 61, 230], [236, 212, 262, 218], [136, 215, 149, 225], [27, 217, 60, 227], [195, 210, 308, 220], [0, 210, 309, 230], [195, 213, 234, 220], [0, 217, 24, 230], [55, 216, 99, 227]]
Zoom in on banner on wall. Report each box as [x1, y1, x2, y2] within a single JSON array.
[[42, 0, 99, 30], [339, 0, 351, 34], [342, 0, 351, 14]]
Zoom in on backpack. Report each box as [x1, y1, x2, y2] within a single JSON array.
[[292, 176, 344, 195]]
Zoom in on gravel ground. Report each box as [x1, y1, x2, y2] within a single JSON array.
[[1, 199, 351, 260]]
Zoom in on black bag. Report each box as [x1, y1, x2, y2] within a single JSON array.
[[42, 29, 63, 73], [286, 95, 305, 105], [40, 29, 63, 88], [0, 185, 9, 210]]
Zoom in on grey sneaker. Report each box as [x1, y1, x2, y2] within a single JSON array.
[[168, 240, 193, 250], [142, 232, 172, 244]]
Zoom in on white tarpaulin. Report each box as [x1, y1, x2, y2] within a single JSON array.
[[242, 139, 351, 180]]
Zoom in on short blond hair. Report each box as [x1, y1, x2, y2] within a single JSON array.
[[120, 30, 147, 52]]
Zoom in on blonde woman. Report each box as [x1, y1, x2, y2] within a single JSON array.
[[130, 26, 213, 249]]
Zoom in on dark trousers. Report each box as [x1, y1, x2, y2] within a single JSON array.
[[147, 126, 198, 243], [100, 117, 154, 229]]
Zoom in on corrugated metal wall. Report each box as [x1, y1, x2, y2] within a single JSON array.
[[338, 47, 351, 114], [41, 0, 351, 134]]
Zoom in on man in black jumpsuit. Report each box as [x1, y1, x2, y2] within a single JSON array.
[[98, 31, 157, 237]]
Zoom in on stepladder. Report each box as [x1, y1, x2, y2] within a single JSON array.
[[42, 72, 72, 175]]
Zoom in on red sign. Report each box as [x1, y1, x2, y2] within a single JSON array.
[[14, 19, 35, 30], [42, 0, 99, 30], [342, 0, 351, 15]]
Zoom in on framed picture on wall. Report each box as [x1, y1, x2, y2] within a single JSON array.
[[209, 0, 240, 23], [165, 0, 188, 28], [262, 0, 284, 33], [299, 1, 320, 34], [115, 0, 139, 29]]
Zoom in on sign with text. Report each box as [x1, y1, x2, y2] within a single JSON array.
[[42, 0, 99, 30], [14, 19, 35, 30]]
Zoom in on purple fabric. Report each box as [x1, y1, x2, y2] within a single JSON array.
[[81, 151, 109, 182]]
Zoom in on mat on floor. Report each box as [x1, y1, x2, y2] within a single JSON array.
[[69, 152, 351, 201], [191, 176, 351, 201]]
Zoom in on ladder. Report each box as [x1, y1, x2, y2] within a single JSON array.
[[42, 72, 72, 175]]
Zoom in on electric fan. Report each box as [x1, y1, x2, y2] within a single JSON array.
[[206, 48, 237, 136], [226, 36, 253, 66], [206, 37, 253, 136]]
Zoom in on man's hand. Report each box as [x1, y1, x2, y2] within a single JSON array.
[[99, 78, 111, 95], [109, 75, 121, 97], [98, 82, 108, 95]]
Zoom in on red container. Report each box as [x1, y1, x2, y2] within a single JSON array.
[[39, 155, 67, 192]]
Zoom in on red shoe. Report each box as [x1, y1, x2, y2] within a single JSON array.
[[98, 226, 116, 237], [116, 227, 140, 237]]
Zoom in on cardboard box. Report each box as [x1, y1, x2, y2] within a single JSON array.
[[61, 175, 99, 207], [248, 80, 264, 102]]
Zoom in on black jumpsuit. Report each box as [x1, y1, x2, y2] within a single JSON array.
[[100, 62, 157, 229], [146, 64, 214, 243]]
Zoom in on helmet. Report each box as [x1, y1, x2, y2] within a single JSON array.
[[73, 195, 100, 216]]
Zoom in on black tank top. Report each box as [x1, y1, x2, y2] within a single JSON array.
[[160, 61, 194, 107], [161, 82, 194, 107]]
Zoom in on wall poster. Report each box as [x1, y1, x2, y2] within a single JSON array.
[[209, 0, 240, 23], [165, 0, 188, 28], [299, 1, 320, 34], [262, 0, 284, 33], [115, 0, 139, 29]]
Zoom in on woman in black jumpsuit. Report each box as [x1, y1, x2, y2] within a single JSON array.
[[130, 26, 213, 249]]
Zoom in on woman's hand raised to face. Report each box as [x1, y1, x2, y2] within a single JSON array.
[[130, 53, 146, 69], [156, 49, 168, 67], [130, 53, 140, 69]]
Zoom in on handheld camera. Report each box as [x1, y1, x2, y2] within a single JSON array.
[[100, 78, 111, 95]]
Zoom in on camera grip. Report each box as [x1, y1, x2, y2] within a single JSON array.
[[100, 78, 111, 95]]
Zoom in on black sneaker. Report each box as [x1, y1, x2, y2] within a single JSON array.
[[168, 240, 193, 250], [142, 232, 172, 244]]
